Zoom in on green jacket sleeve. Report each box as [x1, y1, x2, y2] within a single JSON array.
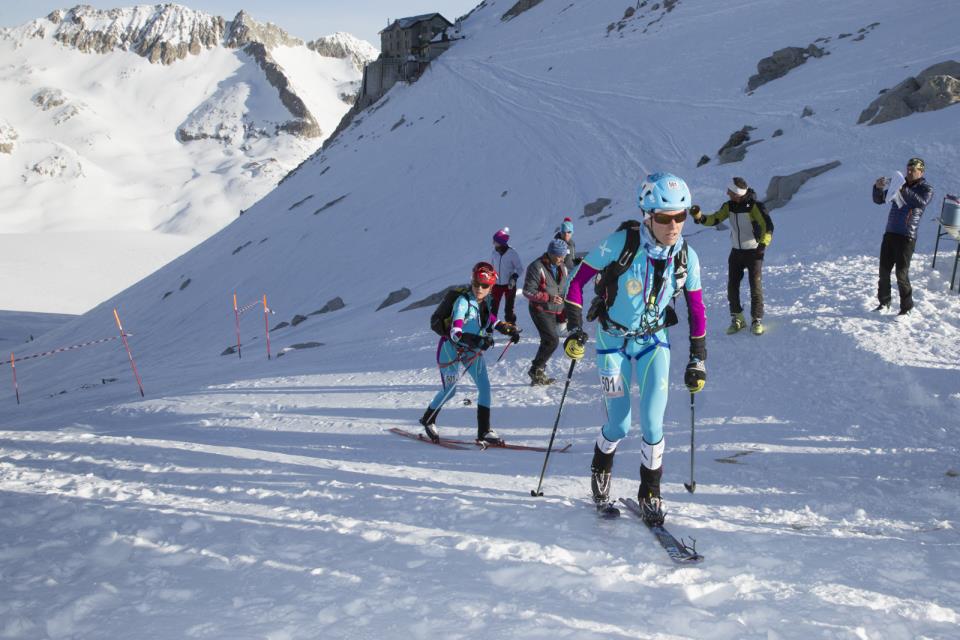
[[750, 203, 773, 246], [700, 203, 730, 227]]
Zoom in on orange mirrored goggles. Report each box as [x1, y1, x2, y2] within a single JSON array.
[[651, 210, 687, 224]]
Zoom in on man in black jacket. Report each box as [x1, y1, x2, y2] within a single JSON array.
[[872, 157, 934, 316]]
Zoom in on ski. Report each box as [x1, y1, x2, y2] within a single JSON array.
[[470, 439, 572, 453], [389, 428, 570, 453], [619, 498, 704, 564], [388, 427, 471, 450], [595, 501, 621, 519]]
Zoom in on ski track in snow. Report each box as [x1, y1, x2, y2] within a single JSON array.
[[1, 254, 959, 638]]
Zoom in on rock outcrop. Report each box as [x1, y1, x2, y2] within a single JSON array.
[[307, 33, 379, 73], [377, 288, 411, 311], [503, 0, 545, 22], [47, 5, 226, 64], [31, 88, 67, 110], [747, 45, 825, 92], [243, 42, 322, 138], [225, 10, 302, 49], [858, 61, 960, 125], [763, 161, 842, 212], [717, 126, 761, 164], [0, 119, 17, 153]]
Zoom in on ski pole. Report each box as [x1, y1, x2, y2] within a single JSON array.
[[684, 392, 697, 493], [424, 349, 481, 426], [531, 357, 578, 497], [495, 330, 521, 364]]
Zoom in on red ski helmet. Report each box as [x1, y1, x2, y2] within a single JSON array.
[[472, 261, 498, 286]]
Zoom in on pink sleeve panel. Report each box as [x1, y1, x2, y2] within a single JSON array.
[[685, 288, 706, 338], [565, 263, 600, 307]]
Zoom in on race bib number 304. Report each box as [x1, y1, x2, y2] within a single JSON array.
[[600, 370, 624, 398]]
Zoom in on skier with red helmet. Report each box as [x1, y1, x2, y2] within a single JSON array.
[[419, 261, 520, 445]]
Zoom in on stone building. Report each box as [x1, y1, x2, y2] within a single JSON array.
[[355, 13, 456, 110], [380, 13, 453, 58]]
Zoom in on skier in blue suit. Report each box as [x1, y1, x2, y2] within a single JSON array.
[[565, 173, 708, 523], [419, 262, 520, 445]]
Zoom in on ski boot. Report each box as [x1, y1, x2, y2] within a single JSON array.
[[476, 406, 503, 446], [751, 318, 764, 335], [872, 302, 891, 313], [419, 406, 440, 443], [725, 312, 746, 335], [528, 367, 555, 386], [591, 444, 620, 518], [639, 495, 665, 527], [638, 465, 665, 526]]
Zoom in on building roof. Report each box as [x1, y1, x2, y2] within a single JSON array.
[[380, 13, 453, 34]]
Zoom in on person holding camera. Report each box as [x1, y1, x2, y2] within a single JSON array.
[[872, 157, 933, 316]]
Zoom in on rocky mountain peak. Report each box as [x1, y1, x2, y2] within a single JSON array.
[[224, 9, 302, 49], [307, 32, 379, 72]]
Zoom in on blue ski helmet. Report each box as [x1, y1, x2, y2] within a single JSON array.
[[637, 172, 691, 214]]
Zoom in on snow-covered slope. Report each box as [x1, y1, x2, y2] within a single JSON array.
[[0, 4, 377, 312], [1, 1, 959, 637]]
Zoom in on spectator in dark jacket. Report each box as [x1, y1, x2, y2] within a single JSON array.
[[872, 157, 934, 316], [522, 239, 569, 385]]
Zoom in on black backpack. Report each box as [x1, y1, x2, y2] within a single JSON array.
[[430, 287, 490, 337], [586, 219, 687, 330]]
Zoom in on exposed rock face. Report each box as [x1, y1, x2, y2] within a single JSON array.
[[401, 286, 462, 312], [858, 61, 960, 125], [225, 10, 302, 49], [243, 42, 322, 138], [307, 32, 379, 73], [377, 288, 411, 311], [503, 0, 545, 21], [763, 161, 842, 212], [747, 45, 825, 92], [0, 119, 17, 153], [31, 88, 67, 110], [718, 126, 761, 164], [583, 198, 612, 218], [310, 297, 345, 315], [48, 5, 226, 64]]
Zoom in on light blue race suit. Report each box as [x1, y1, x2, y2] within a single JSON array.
[[427, 291, 496, 411], [567, 222, 704, 469]]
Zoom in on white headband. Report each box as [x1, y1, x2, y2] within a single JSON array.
[[728, 183, 747, 196]]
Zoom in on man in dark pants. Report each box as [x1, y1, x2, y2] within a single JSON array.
[[522, 239, 569, 385], [692, 177, 772, 335], [873, 157, 934, 316]]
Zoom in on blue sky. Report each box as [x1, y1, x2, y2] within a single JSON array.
[[0, 1, 480, 47]]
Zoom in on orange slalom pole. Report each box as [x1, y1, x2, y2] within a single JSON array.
[[113, 308, 145, 397], [10, 352, 19, 405], [233, 293, 242, 359], [263, 294, 272, 360]]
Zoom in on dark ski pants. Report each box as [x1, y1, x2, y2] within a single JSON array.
[[491, 285, 517, 323], [529, 305, 561, 372], [728, 248, 764, 320], [877, 232, 916, 312]]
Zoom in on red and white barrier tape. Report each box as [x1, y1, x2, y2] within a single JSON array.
[[14, 333, 133, 363]]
